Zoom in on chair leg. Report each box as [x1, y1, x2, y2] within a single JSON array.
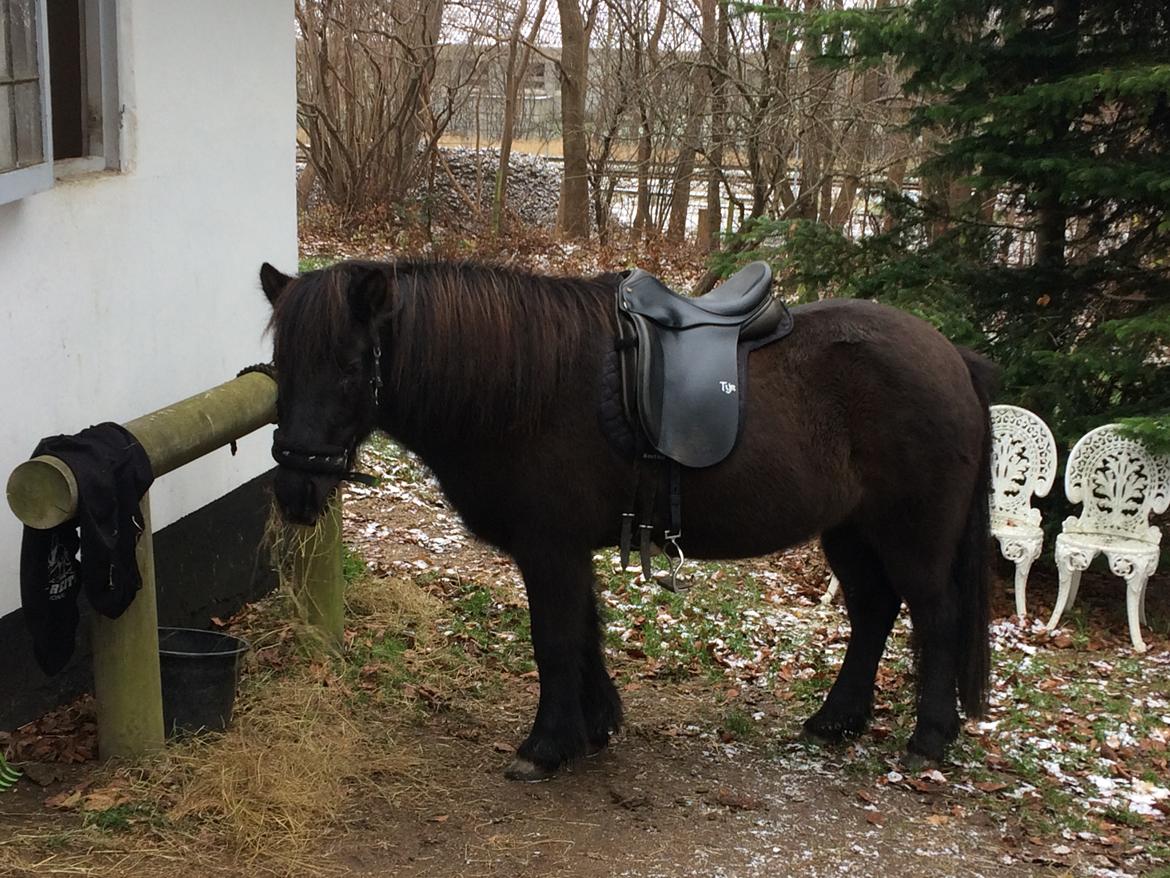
[[1125, 572, 1151, 653], [1012, 552, 1037, 619], [1047, 558, 1084, 631], [821, 574, 840, 606]]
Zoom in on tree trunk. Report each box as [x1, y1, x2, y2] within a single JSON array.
[[556, 0, 592, 240], [666, 0, 716, 242], [1036, 0, 1079, 269], [882, 153, 908, 234], [388, 1, 445, 203], [704, 0, 730, 251], [793, 0, 831, 221], [494, 0, 547, 234], [632, 1, 668, 238]]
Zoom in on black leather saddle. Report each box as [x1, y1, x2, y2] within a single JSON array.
[[615, 261, 792, 469]]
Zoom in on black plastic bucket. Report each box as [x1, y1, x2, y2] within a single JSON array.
[[158, 627, 250, 736]]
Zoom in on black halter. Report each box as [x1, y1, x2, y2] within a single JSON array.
[[269, 342, 384, 487]]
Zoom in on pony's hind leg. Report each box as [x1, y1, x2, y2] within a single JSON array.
[[804, 525, 901, 743], [506, 543, 595, 781], [891, 557, 963, 764]]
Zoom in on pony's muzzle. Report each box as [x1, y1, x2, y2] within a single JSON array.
[[273, 468, 337, 525]]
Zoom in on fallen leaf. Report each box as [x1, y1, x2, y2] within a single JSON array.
[[976, 781, 1010, 793], [45, 789, 83, 810], [713, 787, 765, 811]]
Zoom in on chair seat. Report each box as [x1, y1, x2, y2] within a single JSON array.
[[991, 519, 1043, 540], [1056, 531, 1159, 558]]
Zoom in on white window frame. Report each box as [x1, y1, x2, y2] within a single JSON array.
[[0, 0, 52, 205], [0, 0, 119, 205]]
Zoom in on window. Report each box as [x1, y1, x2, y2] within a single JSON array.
[[0, 0, 118, 206], [0, 0, 51, 203]]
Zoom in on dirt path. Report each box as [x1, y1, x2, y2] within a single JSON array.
[[0, 440, 1165, 877], [322, 692, 1061, 878]]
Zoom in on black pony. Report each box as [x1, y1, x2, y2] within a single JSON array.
[[258, 258, 995, 781]]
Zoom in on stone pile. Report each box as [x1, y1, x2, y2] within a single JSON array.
[[297, 147, 563, 229], [424, 147, 562, 229]]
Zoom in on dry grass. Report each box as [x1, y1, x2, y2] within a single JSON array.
[[0, 555, 452, 877], [142, 680, 370, 869], [346, 572, 442, 637]]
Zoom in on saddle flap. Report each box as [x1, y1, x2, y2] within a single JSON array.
[[635, 320, 743, 468]]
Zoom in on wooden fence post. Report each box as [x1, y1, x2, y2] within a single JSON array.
[[90, 494, 165, 758], [291, 495, 345, 650], [4, 371, 345, 758]]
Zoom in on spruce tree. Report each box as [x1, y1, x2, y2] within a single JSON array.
[[737, 0, 1170, 452]]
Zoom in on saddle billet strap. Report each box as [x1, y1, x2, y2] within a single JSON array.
[[659, 461, 688, 593], [637, 453, 661, 580]]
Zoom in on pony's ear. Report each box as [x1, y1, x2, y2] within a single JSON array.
[[347, 267, 389, 326], [259, 262, 292, 305]]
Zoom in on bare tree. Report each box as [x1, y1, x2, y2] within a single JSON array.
[[493, 0, 549, 233], [665, 0, 716, 242], [296, 0, 451, 216], [556, 0, 598, 239]]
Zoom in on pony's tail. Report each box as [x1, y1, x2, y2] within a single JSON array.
[[954, 347, 997, 718]]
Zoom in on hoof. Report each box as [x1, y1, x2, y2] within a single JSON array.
[[504, 757, 557, 782], [799, 726, 837, 747], [802, 712, 867, 745], [901, 750, 940, 773]]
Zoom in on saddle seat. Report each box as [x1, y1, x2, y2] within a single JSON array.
[[616, 261, 791, 469], [621, 261, 777, 327]]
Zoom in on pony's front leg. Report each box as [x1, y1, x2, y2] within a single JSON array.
[[505, 544, 597, 781]]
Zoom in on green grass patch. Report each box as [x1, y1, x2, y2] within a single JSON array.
[[84, 802, 164, 832], [298, 255, 336, 272], [723, 708, 754, 739]]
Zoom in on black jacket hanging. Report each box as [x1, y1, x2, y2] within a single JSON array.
[[19, 423, 154, 675]]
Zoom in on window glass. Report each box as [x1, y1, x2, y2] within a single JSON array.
[[2, 0, 45, 173], [9, 0, 37, 79], [0, 3, 9, 77], [0, 86, 12, 167], [13, 79, 42, 164]]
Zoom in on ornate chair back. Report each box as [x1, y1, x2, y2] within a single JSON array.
[[1061, 424, 1170, 546], [989, 404, 1058, 531]]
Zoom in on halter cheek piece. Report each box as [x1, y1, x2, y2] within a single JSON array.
[[269, 342, 383, 487]]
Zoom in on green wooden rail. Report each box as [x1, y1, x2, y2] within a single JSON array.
[[4, 371, 344, 760]]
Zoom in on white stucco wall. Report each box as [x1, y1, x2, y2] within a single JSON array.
[[0, 1, 296, 615]]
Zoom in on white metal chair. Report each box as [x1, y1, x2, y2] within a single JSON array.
[[820, 573, 840, 605], [989, 404, 1058, 618], [1048, 424, 1170, 652]]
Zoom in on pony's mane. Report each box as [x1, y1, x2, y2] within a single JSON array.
[[271, 258, 617, 439]]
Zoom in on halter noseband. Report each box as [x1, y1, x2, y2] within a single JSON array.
[[269, 341, 384, 487], [271, 430, 378, 486]]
